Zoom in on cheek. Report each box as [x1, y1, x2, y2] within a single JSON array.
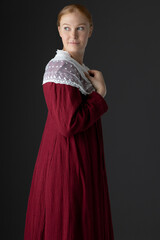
[[81, 32, 89, 41], [61, 33, 68, 41]]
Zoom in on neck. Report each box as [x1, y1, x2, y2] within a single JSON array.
[[63, 48, 84, 65]]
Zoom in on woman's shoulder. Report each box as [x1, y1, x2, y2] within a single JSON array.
[[45, 58, 80, 77], [42, 57, 94, 95], [42, 58, 84, 90]]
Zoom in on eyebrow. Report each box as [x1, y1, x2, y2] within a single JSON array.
[[62, 23, 86, 26]]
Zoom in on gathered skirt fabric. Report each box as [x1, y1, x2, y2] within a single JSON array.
[[24, 82, 114, 240]]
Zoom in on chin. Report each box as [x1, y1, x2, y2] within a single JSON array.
[[67, 45, 84, 52]]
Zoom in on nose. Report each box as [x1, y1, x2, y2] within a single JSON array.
[[70, 29, 78, 39]]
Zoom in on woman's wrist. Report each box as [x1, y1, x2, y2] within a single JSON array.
[[96, 89, 106, 98]]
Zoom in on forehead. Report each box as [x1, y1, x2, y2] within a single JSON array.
[[60, 10, 89, 25]]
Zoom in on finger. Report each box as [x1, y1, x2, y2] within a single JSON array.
[[84, 72, 90, 77], [88, 69, 96, 73]]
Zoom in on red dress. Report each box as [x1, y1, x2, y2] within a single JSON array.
[[24, 74, 114, 240]]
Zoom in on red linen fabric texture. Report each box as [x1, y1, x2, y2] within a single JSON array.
[[24, 82, 114, 240]]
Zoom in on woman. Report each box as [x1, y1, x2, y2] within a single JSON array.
[[24, 4, 114, 240]]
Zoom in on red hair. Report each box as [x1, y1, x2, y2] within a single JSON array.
[[57, 4, 93, 28]]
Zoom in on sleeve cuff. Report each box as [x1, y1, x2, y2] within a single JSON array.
[[89, 90, 109, 115]]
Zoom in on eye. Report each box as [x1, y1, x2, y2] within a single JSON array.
[[64, 27, 70, 31], [77, 26, 84, 30]]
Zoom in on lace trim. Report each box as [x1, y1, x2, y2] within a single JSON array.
[[42, 49, 96, 95], [53, 50, 91, 84], [42, 78, 95, 95]]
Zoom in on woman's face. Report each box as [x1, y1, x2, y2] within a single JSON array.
[[58, 10, 93, 55]]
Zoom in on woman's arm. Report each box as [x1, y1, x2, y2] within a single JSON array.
[[43, 82, 108, 137]]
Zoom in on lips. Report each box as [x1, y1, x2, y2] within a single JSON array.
[[69, 42, 79, 44]]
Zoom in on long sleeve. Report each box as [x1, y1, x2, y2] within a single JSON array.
[[43, 82, 108, 137]]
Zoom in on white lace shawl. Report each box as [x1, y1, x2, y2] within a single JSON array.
[[42, 49, 96, 95]]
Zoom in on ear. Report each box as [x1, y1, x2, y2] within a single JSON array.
[[88, 26, 93, 38], [58, 26, 62, 37]]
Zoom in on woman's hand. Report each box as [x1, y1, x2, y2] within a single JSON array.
[[84, 69, 107, 98]]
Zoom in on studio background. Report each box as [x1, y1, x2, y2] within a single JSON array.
[[2, 0, 160, 239]]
